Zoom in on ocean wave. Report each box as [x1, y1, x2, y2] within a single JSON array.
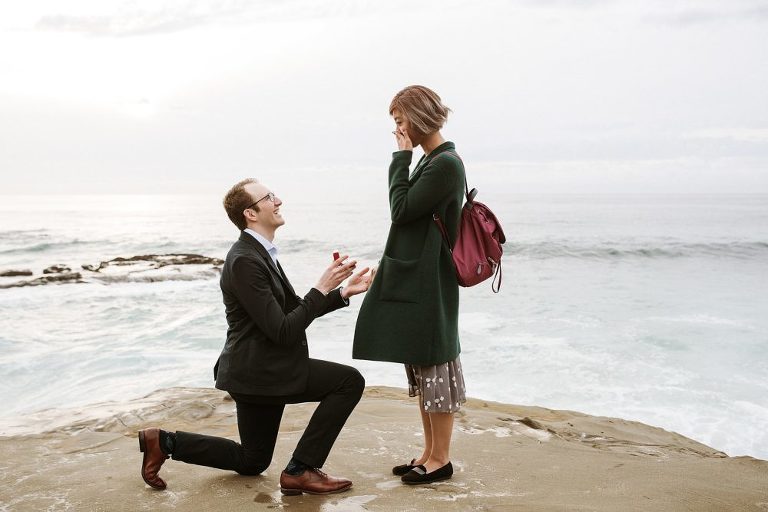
[[4, 239, 764, 262], [280, 238, 331, 252], [509, 241, 768, 260], [257, 237, 768, 260], [0, 239, 103, 255], [90, 269, 221, 284], [0, 229, 51, 240]]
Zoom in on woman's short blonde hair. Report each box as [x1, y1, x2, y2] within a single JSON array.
[[389, 85, 451, 136]]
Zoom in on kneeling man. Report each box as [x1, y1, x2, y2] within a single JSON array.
[[138, 178, 373, 495]]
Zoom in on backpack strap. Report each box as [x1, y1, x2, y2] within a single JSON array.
[[432, 213, 453, 253], [492, 261, 502, 293], [435, 150, 472, 201], [431, 150, 470, 251]]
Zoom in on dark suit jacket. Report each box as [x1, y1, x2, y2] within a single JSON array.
[[214, 231, 348, 396]]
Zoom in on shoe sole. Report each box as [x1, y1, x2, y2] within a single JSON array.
[[280, 483, 352, 496], [402, 474, 453, 485], [138, 430, 166, 490]]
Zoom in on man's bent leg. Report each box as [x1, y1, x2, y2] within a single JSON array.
[[289, 359, 365, 468], [172, 401, 284, 475]]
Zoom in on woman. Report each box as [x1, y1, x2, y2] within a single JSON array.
[[353, 85, 466, 485]]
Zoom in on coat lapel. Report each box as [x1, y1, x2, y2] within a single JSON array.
[[409, 154, 428, 183], [276, 260, 296, 295], [409, 141, 456, 183], [238, 232, 295, 295]]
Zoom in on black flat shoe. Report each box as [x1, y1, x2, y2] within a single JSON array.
[[401, 462, 453, 485], [392, 458, 417, 476]]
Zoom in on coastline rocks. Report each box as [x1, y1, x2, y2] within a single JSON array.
[[0, 254, 223, 289], [82, 254, 224, 272], [43, 264, 71, 274], [0, 272, 83, 289], [0, 270, 33, 277]]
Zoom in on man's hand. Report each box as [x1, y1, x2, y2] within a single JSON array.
[[315, 255, 357, 295], [341, 267, 376, 299], [393, 128, 413, 151]]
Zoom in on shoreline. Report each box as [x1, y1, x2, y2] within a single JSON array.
[[1, 386, 766, 511]]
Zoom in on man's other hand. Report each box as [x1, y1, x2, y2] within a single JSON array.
[[341, 267, 376, 299]]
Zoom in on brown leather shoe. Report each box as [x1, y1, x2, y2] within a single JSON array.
[[138, 428, 169, 490], [279, 468, 352, 495]]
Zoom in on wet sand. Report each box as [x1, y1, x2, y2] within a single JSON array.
[[1, 386, 766, 511]]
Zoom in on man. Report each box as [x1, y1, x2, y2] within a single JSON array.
[[138, 178, 374, 495]]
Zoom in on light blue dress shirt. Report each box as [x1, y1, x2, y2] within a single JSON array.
[[244, 228, 279, 267]]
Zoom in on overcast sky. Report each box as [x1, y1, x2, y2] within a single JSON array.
[[0, 0, 766, 194]]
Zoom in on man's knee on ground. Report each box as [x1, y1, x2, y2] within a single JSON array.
[[236, 455, 269, 476], [236, 463, 268, 476]]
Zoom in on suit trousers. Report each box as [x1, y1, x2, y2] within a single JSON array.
[[172, 359, 365, 473]]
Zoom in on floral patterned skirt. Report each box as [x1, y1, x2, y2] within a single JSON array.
[[405, 355, 466, 413]]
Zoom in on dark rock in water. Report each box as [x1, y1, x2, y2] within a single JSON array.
[[43, 264, 71, 274], [0, 270, 33, 277], [0, 254, 223, 289], [83, 254, 224, 272], [0, 272, 83, 289]]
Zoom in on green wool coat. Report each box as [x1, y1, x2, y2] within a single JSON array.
[[353, 141, 466, 366]]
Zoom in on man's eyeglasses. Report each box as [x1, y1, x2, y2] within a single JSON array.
[[246, 192, 276, 210]]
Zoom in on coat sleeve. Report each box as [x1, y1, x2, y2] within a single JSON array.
[[231, 256, 327, 346], [388, 150, 458, 225], [317, 287, 348, 317]]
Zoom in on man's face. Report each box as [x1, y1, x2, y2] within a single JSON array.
[[244, 182, 284, 229]]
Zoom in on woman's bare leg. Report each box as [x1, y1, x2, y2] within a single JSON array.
[[414, 399, 432, 465], [423, 411, 454, 472]]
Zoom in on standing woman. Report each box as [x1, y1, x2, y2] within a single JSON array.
[[353, 85, 466, 485]]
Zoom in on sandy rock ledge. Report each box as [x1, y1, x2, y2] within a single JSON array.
[[0, 386, 766, 511]]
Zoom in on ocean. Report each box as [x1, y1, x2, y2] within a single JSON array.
[[1, 174, 766, 460]]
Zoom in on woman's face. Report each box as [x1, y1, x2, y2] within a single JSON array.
[[392, 108, 422, 146]]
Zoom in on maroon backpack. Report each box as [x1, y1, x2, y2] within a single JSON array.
[[433, 161, 506, 293]]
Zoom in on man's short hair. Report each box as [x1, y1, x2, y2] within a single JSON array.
[[223, 178, 258, 231], [389, 85, 451, 136]]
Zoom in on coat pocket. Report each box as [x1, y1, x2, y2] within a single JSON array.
[[378, 256, 422, 303]]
